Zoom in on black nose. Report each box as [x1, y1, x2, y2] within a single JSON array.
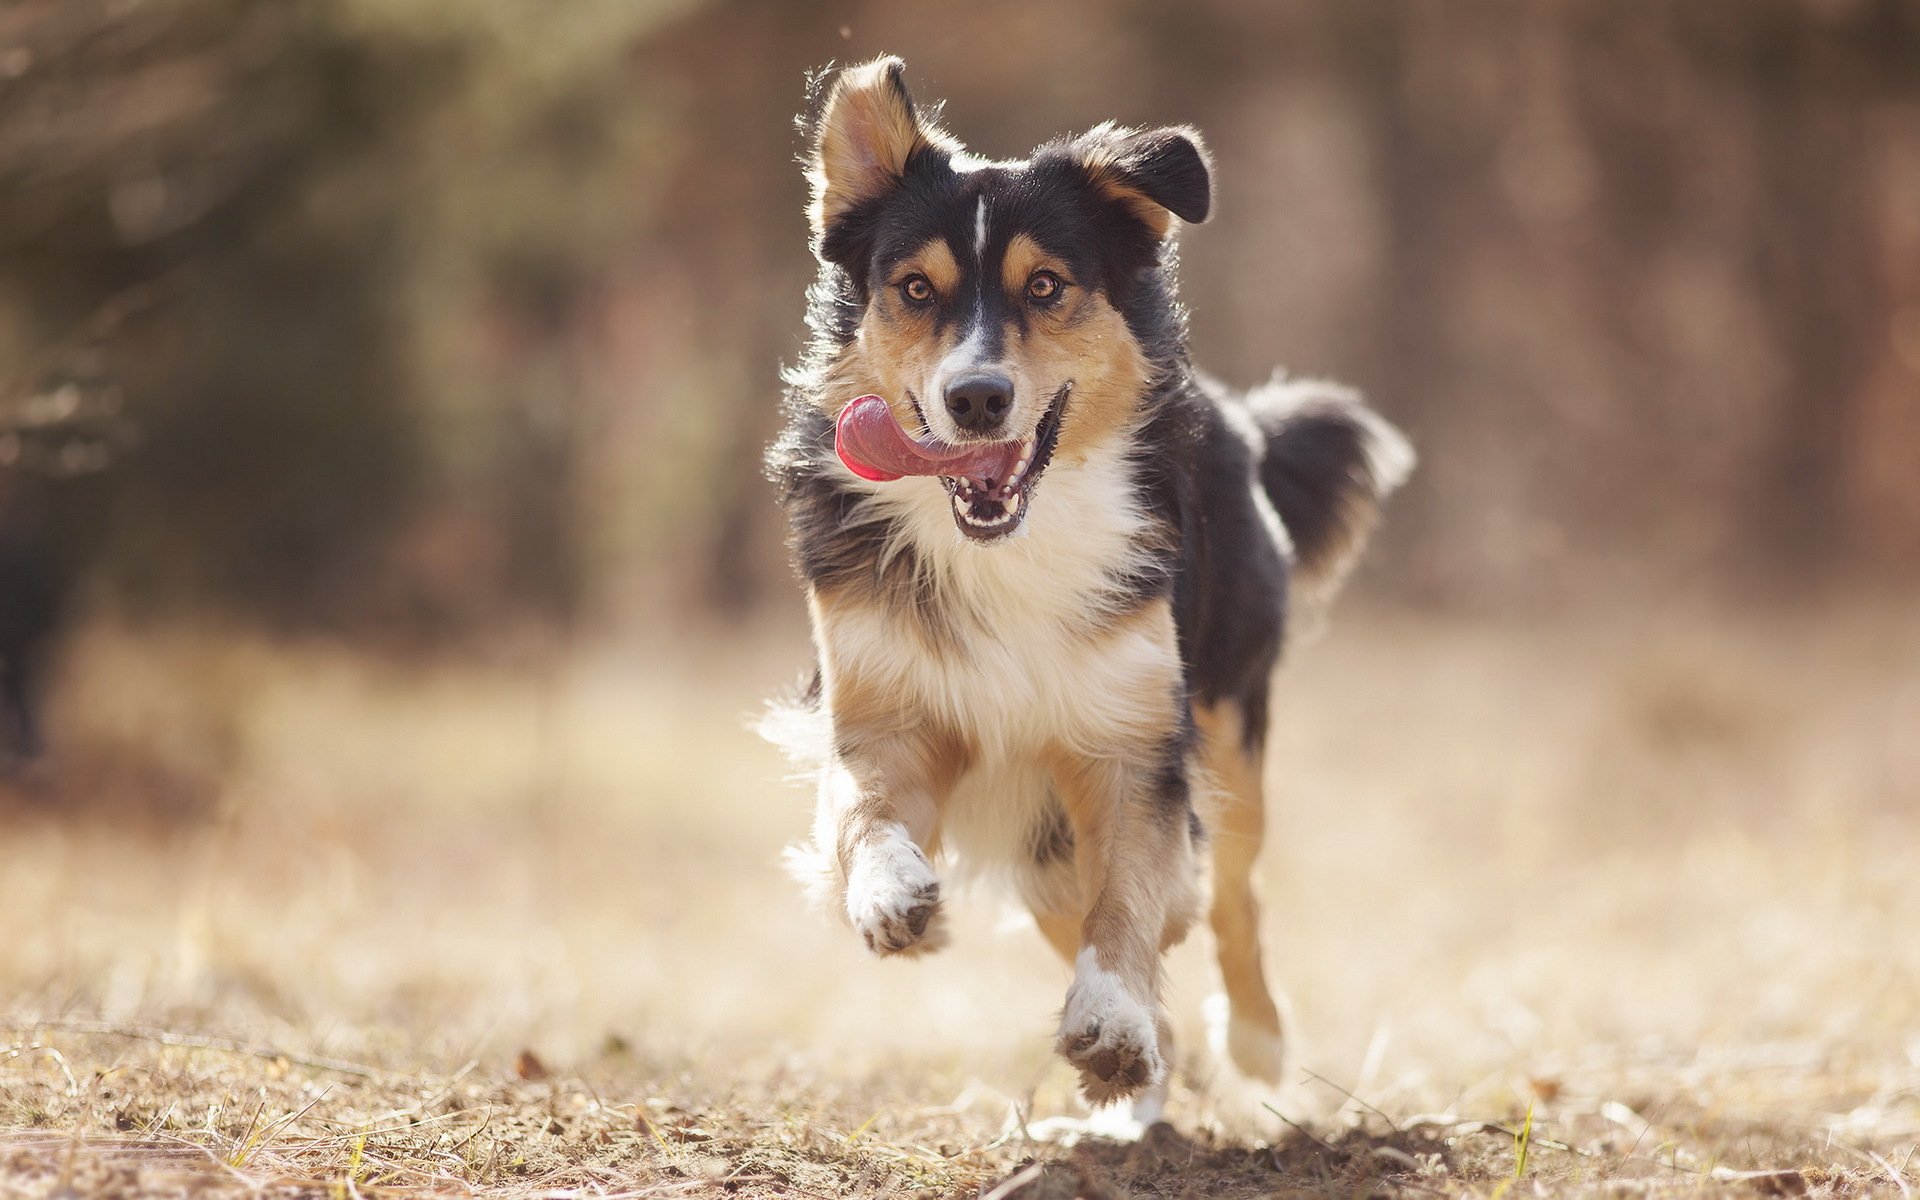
[[943, 372, 1013, 435]]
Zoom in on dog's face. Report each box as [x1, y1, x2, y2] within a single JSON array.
[[806, 57, 1211, 542]]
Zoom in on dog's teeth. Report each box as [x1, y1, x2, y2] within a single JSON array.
[[953, 495, 966, 514], [1005, 492, 1021, 516]]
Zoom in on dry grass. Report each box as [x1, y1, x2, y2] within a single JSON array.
[[2, 598, 1917, 1197]]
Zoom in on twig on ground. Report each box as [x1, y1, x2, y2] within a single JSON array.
[[1853, 1145, 1914, 1199], [1262, 1102, 1340, 1156], [1302, 1068, 1403, 1133], [980, 1161, 1047, 1200]]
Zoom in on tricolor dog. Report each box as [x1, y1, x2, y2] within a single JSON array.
[[767, 57, 1412, 1116]]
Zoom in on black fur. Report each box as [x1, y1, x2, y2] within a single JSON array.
[[1252, 396, 1399, 591], [1075, 124, 1214, 225], [1028, 800, 1074, 867]]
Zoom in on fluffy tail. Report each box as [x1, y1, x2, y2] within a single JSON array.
[[1245, 375, 1415, 603]]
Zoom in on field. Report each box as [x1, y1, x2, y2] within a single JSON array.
[[2, 601, 1917, 1197]]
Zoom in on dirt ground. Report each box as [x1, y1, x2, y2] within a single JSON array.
[[2, 598, 1916, 1197]]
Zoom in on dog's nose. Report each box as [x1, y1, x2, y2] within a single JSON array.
[[943, 372, 1013, 435]]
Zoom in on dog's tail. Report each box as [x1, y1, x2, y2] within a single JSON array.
[[1245, 375, 1414, 605]]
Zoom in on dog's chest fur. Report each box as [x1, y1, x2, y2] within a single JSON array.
[[812, 438, 1183, 877]]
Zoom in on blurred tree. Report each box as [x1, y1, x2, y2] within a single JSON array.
[[0, 0, 450, 624]]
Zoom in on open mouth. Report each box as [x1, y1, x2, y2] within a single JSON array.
[[833, 386, 1070, 542], [933, 389, 1065, 541]]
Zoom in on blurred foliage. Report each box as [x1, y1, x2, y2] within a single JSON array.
[[0, 0, 691, 629], [1, 0, 1917, 637]]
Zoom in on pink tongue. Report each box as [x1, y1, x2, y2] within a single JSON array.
[[834, 395, 1020, 483]]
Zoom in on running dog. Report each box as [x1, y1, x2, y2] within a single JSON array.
[[767, 56, 1413, 1116]]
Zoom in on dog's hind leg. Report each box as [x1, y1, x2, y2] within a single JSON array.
[[1196, 698, 1289, 1084]]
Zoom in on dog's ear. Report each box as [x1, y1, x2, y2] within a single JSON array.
[[1073, 123, 1213, 238], [807, 56, 946, 242]]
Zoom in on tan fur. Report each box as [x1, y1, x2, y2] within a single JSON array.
[[814, 258, 971, 426], [827, 702, 969, 872], [808, 584, 976, 958], [1027, 295, 1152, 465], [998, 232, 1053, 295], [1071, 122, 1212, 239], [1042, 731, 1201, 1103], [1076, 134, 1175, 238], [812, 585, 972, 800], [1032, 911, 1081, 963], [1194, 699, 1287, 1082], [1005, 600, 1196, 1100], [1043, 750, 1200, 975], [816, 230, 1152, 467], [808, 57, 957, 238], [905, 239, 961, 297]]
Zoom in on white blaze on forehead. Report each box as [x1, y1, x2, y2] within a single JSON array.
[[927, 201, 998, 442]]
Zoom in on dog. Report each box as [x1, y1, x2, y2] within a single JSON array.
[[766, 56, 1412, 1118]]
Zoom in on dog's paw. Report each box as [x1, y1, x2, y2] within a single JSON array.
[[852, 875, 943, 956], [845, 827, 946, 957], [1203, 992, 1289, 1085], [1056, 950, 1164, 1105]]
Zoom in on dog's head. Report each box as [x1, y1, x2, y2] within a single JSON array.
[[804, 56, 1211, 542]]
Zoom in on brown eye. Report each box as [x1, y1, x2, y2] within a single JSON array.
[[900, 275, 934, 306], [1027, 272, 1063, 303]]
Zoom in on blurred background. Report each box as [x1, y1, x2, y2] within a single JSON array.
[[2, 0, 1918, 1171], [4, 0, 1918, 649]]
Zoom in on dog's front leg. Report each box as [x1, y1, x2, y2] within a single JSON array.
[[1046, 747, 1201, 1106], [813, 707, 959, 958]]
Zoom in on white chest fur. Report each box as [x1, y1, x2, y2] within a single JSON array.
[[813, 442, 1181, 762], [805, 442, 1185, 894]]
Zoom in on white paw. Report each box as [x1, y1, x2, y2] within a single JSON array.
[[845, 825, 946, 956], [1056, 948, 1164, 1105]]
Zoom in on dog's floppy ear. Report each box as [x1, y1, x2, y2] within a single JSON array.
[[806, 56, 948, 241], [1073, 122, 1213, 238]]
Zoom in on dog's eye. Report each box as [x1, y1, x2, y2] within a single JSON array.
[[1027, 272, 1064, 303], [899, 275, 935, 306]]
